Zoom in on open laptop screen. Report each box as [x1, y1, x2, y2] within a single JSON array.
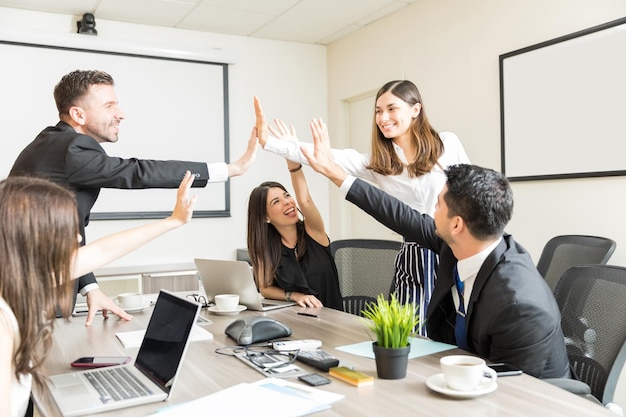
[[135, 291, 199, 391]]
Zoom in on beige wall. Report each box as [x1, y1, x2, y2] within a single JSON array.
[[325, 0, 626, 408]]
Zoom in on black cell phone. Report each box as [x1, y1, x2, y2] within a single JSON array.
[[71, 356, 131, 368], [298, 373, 332, 386], [488, 363, 522, 376]]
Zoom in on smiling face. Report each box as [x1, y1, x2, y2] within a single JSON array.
[[72, 84, 125, 143], [375, 91, 421, 142], [265, 186, 299, 227]]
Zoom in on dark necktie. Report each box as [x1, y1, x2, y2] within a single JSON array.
[[454, 266, 468, 350]]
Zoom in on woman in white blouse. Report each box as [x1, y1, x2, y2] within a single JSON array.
[[256, 80, 470, 334]]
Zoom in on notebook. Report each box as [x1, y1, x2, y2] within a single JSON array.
[[47, 290, 200, 417], [194, 258, 295, 311]]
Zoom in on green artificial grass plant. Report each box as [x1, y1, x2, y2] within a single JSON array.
[[361, 293, 419, 348]]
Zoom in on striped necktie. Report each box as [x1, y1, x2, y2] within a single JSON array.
[[454, 266, 468, 350]]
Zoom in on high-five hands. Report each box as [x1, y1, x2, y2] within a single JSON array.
[[301, 118, 347, 186]]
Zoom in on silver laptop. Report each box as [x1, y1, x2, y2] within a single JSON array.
[[194, 258, 296, 311], [48, 290, 200, 416]]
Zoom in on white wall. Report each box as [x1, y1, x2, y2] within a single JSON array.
[[325, 0, 626, 409], [325, 0, 626, 267], [0, 7, 329, 269]]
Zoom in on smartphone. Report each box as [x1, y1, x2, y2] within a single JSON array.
[[488, 362, 522, 376], [298, 373, 332, 386], [71, 356, 131, 368]]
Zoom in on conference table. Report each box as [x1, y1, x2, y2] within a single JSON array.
[[34, 294, 615, 417]]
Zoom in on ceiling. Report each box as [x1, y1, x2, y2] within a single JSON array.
[[0, 0, 417, 45]]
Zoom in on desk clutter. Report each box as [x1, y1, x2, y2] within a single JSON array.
[[40, 294, 616, 417]]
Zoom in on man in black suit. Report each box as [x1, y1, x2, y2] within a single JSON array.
[[10, 70, 258, 325], [301, 119, 570, 379]]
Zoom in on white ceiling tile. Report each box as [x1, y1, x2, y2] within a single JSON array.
[[179, 5, 273, 36], [0, 0, 99, 14], [253, 15, 346, 44], [285, 0, 395, 23], [96, 0, 195, 26], [197, 0, 299, 15]]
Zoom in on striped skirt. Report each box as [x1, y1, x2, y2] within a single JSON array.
[[391, 241, 438, 336]]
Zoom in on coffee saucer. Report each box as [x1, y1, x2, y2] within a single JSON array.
[[426, 373, 497, 398], [207, 305, 247, 315], [120, 303, 151, 313]]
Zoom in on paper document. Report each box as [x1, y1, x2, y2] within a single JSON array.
[[116, 325, 213, 348], [154, 378, 343, 417], [336, 337, 456, 359]]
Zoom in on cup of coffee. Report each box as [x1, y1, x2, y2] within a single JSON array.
[[440, 355, 497, 391], [214, 294, 239, 311], [114, 293, 144, 310]]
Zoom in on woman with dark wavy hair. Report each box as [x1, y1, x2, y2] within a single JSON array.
[[247, 113, 341, 311], [257, 81, 470, 335], [0, 172, 196, 417]]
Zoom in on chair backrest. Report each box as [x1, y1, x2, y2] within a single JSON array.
[[553, 264, 626, 405], [330, 239, 401, 316], [536, 235, 616, 291]]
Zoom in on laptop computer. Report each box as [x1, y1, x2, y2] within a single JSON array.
[[194, 258, 296, 311], [48, 290, 200, 416]]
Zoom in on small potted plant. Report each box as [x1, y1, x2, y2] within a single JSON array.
[[361, 293, 419, 379]]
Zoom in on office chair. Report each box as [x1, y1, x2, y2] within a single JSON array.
[[536, 235, 616, 291], [330, 239, 402, 317], [544, 265, 626, 415]]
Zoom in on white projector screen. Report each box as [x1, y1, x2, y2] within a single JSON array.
[[500, 17, 626, 181], [1, 39, 229, 219]]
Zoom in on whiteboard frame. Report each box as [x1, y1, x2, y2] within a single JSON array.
[[499, 17, 626, 182], [1, 39, 231, 219]]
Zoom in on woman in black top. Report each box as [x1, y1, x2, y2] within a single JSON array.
[[247, 110, 342, 310]]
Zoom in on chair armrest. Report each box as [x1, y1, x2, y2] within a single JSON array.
[[543, 378, 601, 404]]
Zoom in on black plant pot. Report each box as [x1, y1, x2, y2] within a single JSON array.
[[372, 342, 410, 379]]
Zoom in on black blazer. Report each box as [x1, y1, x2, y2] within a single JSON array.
[[10, 121, 209, 290], [346, 178, 570, 379]]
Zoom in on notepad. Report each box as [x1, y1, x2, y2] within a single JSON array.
[[116, 325, 213, 348], [328, 366, 374, 387]]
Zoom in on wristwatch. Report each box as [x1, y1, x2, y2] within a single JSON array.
[[285, 291, 292, 302]]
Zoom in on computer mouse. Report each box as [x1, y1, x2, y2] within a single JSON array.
[[225, 316, 292, 345]]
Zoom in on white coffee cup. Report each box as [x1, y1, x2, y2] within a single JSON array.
[[440, 355, 497, 391], [114, 292, 144, 310], [214, 294, 239, 311]]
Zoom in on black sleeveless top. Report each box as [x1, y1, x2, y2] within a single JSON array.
[[273, 232, 343, 311]]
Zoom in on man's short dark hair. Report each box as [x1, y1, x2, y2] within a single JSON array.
[[443, 164, 513, 240], [54, 70, 114, 116]]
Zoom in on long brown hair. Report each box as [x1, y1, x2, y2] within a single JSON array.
[[0, 177, 77, 391], [367, 80, 444, 177], [247, 182, 306, 288]]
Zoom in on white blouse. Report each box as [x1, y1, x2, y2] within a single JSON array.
[[0, 296, 32, 417], [264, 131, 470, 217]]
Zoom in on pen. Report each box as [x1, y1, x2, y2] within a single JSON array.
[[297, 312, 319, 318]]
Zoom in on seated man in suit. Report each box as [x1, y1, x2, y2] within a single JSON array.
[[300, 118, 571, 379]]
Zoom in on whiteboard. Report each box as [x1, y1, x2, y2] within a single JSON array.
[[499, 17, 626, 181], [1, 40, 229, 219]]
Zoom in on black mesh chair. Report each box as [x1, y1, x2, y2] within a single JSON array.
[[330, 239, 401, 317], [544, 265, 626, 414], [536, 235, 616, 292]]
